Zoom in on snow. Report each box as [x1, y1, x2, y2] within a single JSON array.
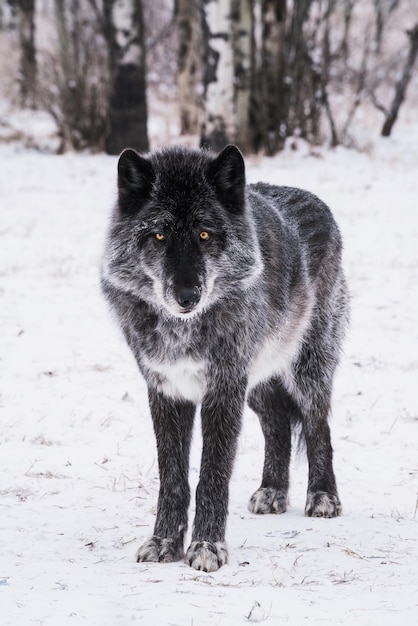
[[1, 128, 417, 625]]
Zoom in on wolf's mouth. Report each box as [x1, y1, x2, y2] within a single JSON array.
[[169, 302, 203, 320]]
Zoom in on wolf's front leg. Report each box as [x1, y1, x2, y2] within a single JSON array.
[[136, 391, 196, 563], [185, 381, 246, 572]]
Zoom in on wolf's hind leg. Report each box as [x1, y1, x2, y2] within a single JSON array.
[[293, 342, 342, 519], [136, 392, 195, 563], [303, 416, 342, 518], [247, 378, 295, 514]]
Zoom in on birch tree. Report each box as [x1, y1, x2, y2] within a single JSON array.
[[201, 0, 253, 152], [232, 0, 253, 150]]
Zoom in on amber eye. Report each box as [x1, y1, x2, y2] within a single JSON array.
[[199, 231, 210, 241], [155, 233, 165, 241]]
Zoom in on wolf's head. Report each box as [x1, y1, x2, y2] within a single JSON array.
[[101, 145, 262, 319]]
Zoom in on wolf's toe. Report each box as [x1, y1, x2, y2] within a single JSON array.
[[305, 492, 342, 518], [136, 536, 183, 563], [185, 540, 228, 572], [248, 487, 288, 514]]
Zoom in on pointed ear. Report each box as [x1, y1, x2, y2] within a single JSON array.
[[207, 145, 246, 214], [117, 149, 155, 214]]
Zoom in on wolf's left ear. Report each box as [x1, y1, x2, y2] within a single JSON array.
[[208, 145, 245, 214], [117, 149, 155, 214]]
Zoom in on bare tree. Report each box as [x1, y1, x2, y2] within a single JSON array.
[[38, 0, 108, 152], [381, 22, 418, 136], [16, 0, 37, 107], [255, 0, 325, 151], [175, 0, 202, 136], [319, 0, 339, 147], [373, 0, 400, 54], [257, 0, 287, 155], [53, 0, 76, 151]]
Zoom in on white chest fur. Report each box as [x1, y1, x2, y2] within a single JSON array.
[[145, 357, 207, 404]]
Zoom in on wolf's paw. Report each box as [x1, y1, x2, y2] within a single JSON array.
[[248, 487, 288, 514], [136, 536, 183, 563], [185, 541, 228, 572], [305, 491, 342, 518]]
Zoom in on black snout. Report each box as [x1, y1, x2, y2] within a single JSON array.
[[176, 286, 201, 311]]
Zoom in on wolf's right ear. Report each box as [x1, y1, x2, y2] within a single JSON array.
[[117, 149, 155, 214], [207, 145, 246, 214]]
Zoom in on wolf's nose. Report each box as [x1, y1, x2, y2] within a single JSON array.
[[176, 287, 201, 310]]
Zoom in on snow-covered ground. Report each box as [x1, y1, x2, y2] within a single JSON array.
[[1, 126, 417, 625]]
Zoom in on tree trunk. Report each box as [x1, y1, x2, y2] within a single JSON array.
[[232, 0, 253, 152], [321, 0, 339, 147], [201, 0, 253, 152], [16, 0, 37, 108], [201, 0, 235, 151], [104, 0, 149, 155], [259, 0, 287, 155], [381, 23, 418, 137], [175, 0, 202, 136], [54, 0, 77, 151], [284, 0, 313, 140]]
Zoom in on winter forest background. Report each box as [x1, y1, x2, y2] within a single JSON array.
[[1, 0, 417, 154]]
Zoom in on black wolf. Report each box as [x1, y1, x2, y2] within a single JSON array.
[[101, 145, 349, 572]]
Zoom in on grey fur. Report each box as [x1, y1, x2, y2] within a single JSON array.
[[101, 144, 349, 572]]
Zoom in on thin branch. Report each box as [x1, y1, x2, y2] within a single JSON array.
[[381, 22, 418, 136], [368, 90, 388, 115], [146, 15, 175, 54], [341, 24, 371, 139]]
